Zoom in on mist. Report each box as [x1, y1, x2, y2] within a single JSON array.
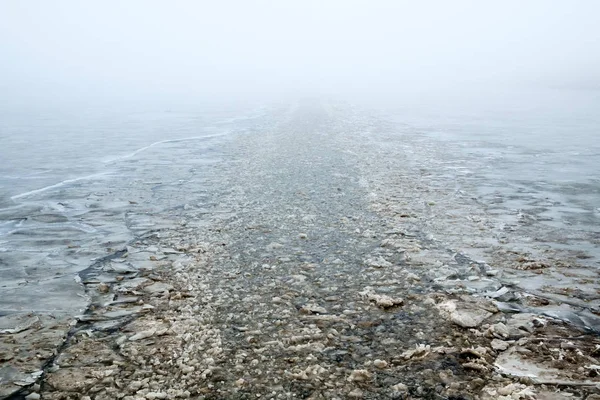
[[2, 0, 600, 109], [3, 2, 600, 396]]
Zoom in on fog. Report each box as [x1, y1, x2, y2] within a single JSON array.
[[2, 4, 600, 396], [1, 0, 600, 108]]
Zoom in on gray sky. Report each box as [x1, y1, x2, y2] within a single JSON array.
[[1, 0, 599, 105]]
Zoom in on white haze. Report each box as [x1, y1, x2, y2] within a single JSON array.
[[1, 0, 600, 109]]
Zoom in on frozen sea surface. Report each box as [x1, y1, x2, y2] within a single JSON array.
[[1, 94, 598, 318], [1, 98, 600, 398], [0, 104, 269, 316], [384, 89, 600, 241], [0, 105, 265, 203]]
